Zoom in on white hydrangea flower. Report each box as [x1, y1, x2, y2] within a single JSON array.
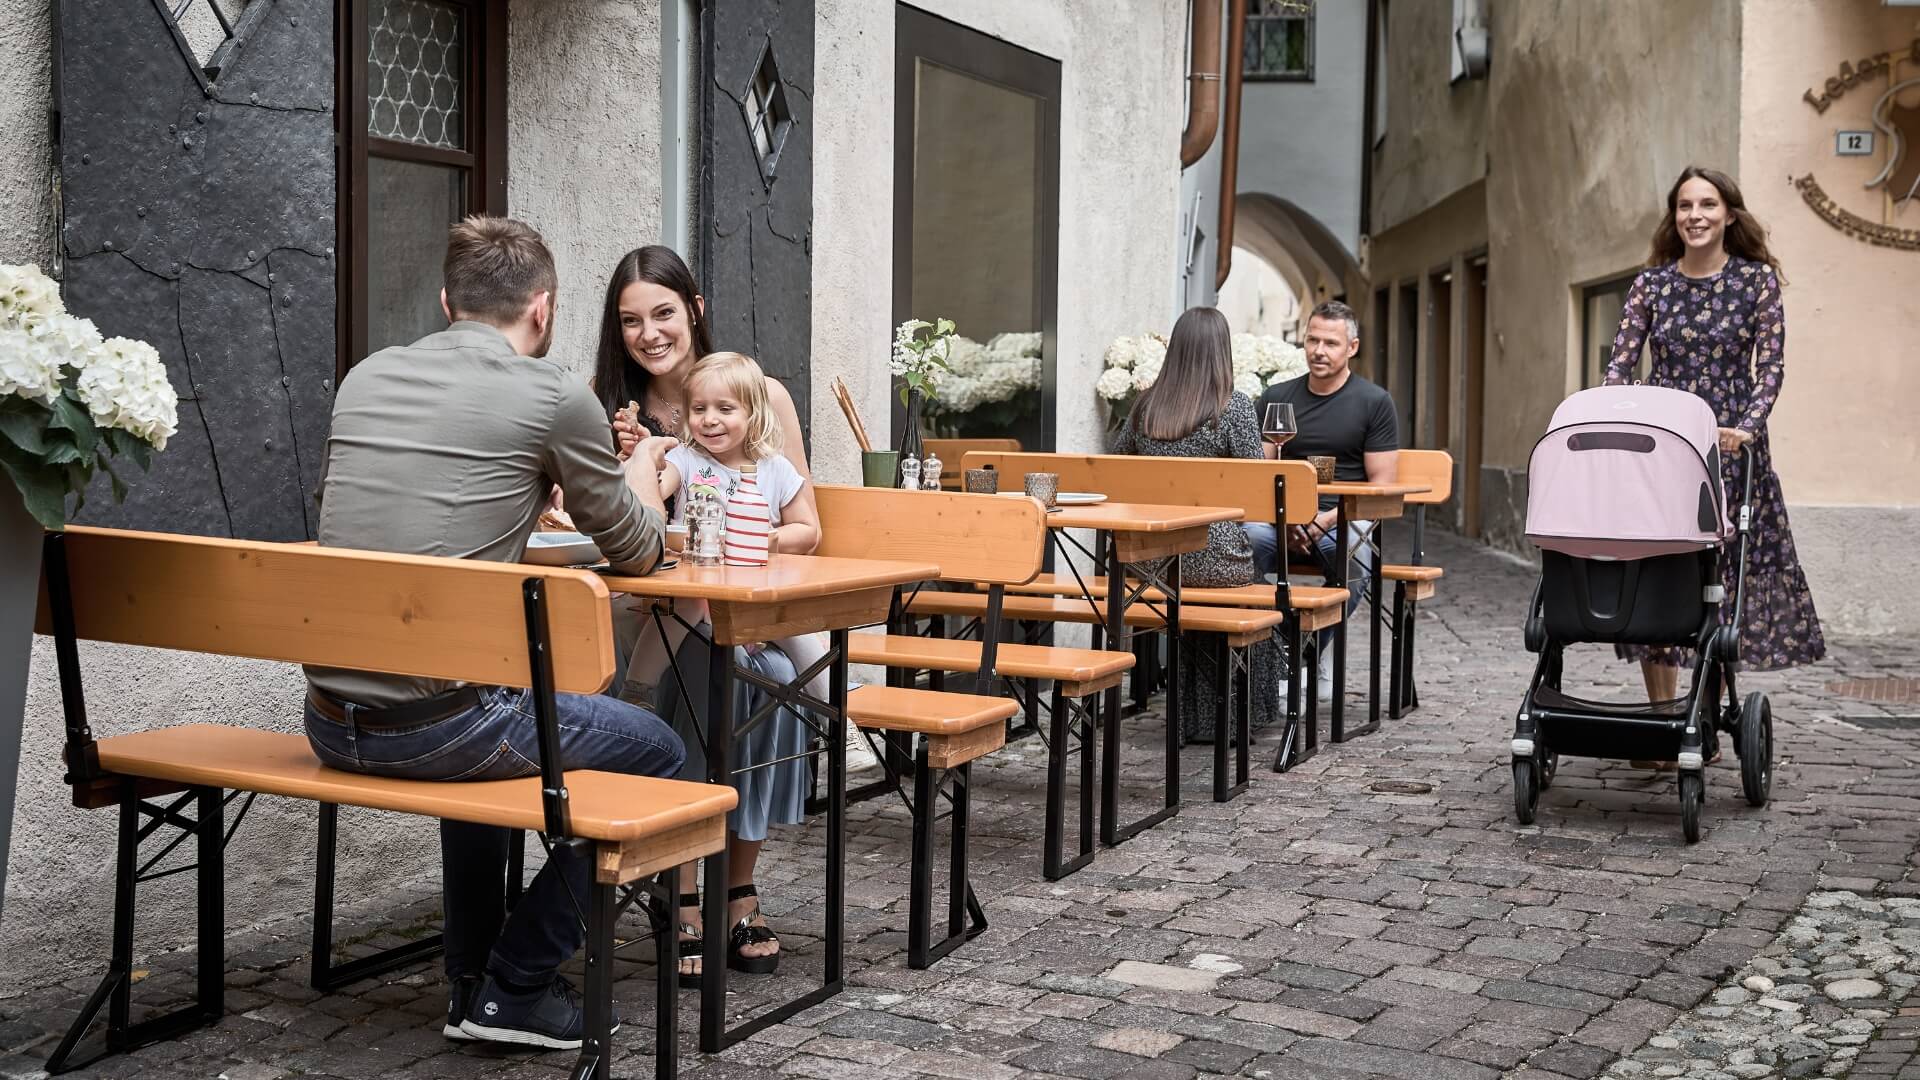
[[1234, 372, 1264, 398], [75, 336, 180, 450], [0, 263, 63, 321], [1132, 357, 1162, 393], [0, 323, 65, 402], [1095, 366, 1134, 402]]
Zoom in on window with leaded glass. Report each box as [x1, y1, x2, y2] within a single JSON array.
[[1244, 0, 1314, 83], [338, 0, 507, 374]]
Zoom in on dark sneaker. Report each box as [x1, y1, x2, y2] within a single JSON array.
[[458, 975, 620, 1050], [443, 974, 481, 1040]]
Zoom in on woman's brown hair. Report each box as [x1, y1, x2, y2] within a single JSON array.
[[591, 246, 716, 421], [1647, 166, 1785, 280], [1130, 307, 1234, 442]]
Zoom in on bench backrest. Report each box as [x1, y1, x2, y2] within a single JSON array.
[[813, 484, 1045, 586], [37, 527, 617, 694], [921, 437, 1021, 464], [958, 452, 1319, 525], [1398, 449, 1453, 505]]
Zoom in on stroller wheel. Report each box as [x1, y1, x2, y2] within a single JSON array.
[[1538, 748, 1559, 791], [1740, 693, 1772, 807], [1512, 759, 1538, 825], [1679, 771, 1704, 843]]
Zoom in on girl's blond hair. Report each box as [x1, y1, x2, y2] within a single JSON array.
[[680, 351, 784, 462]]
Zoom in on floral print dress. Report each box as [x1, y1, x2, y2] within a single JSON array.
[[1605, 256, 1825, 671], [1111, 392, 1283, 741]]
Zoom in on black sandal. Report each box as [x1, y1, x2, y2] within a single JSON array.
[[726, 884, 780, 975], [648, 891, 705, 988]]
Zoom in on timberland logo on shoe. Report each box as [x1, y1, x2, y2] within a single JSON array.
[[483, 1002, 498, 1016]]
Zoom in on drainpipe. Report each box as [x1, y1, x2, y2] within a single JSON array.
[[1214, 0, 1247, 289], [1180, 0, 1222, 167]]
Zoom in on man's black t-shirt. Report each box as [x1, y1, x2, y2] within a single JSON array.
[[1256, 372, 1398, 510]]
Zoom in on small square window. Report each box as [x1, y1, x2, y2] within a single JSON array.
[[739, 41, 792, 185], [1244, 0, 1314, 83]]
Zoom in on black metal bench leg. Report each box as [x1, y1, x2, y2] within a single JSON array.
[[1212, 635, 1230, 801], [1235, 641, 1252, 792], [1404, 598, 1421, 712], [1273, 620, 1310, 773], [311, 802, 445, 991], [571, 871, 615, 1080], [1043, 689, 1095, 881], [49, 784, 227, 1075], [1389, 582, 1407, 720], [909, 740, 936, 967], [653, 873, 678, 1080]]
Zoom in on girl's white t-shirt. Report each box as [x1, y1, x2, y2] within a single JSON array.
[[666, 445, 805, 527]]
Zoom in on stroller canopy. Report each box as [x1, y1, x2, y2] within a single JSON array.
[[1526, 384, 1728, 560]]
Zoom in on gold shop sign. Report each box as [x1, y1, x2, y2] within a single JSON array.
[[1798, 36, 1920, 252]]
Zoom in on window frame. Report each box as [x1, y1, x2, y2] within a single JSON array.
[[1578, 272, 1641, 390], [336, 0, 509, 379], [1243, 0, 1315, 84]]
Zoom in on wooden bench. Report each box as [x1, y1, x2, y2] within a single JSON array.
[[814, 484, 1134, 881], [34, 527, 736, 1080], [921, 437, 1020, 490], [902, 591, 1285, 801], [959, 452, 1332, 774], [1382, 449, 1453, 719]]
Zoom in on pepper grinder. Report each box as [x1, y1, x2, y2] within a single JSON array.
[[920, 450, 943, 490], [899, 454, 921, 490]]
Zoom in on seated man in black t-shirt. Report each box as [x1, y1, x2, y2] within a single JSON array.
[[1249, 300, 1399, 702]]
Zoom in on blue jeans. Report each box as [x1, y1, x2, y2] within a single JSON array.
[[1244, 522, 1368, 654], [304, 686, 686, 987]]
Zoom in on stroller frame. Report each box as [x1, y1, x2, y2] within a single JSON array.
[[1511, 447, 1773, 842]]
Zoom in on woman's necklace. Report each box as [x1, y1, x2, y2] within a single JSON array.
[[645, 390, 682, 433]]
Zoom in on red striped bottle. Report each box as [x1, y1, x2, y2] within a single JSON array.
[[723, 462, 772, 566]]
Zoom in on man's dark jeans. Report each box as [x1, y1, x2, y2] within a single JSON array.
[[303, 686, 686, 987]]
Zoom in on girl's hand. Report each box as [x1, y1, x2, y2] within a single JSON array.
[[1717, 427, 1753, 454], [613, 402, 645, 460]]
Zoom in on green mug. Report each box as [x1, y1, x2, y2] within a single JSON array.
[[861, 450, 901, 488]]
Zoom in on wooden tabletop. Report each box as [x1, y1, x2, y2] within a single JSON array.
[[1317, 481, 1432, 498], [601, 553, 940, 604], [1042, 501, 1243, 532]]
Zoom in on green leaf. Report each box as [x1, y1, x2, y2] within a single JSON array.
[[934, 317, 956, 337], [102, 458, 128, 503], [0, 399, 50, 454], [42, 439, 83, 465], [47, 393, 99, 453], [0, 451, 68, 530], [104, 428, 151, 471]]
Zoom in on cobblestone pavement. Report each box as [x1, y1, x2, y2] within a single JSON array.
[[2, 527, 1918, 1080]]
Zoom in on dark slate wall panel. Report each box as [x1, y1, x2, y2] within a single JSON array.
[[702, 0, 815, 448], [61, 253, 230, 537], [57, 0, 334, 539]]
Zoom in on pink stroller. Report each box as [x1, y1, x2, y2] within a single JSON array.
[[1514, 385, 1772, 841]]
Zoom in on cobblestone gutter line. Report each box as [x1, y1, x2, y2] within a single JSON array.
[[1605, 893, 1920, 1080]]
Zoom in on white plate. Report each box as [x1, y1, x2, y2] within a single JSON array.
[[523, 531, 604, 566], [1054, 492, 1108, 506]]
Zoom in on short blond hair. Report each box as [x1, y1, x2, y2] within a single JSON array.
[[681, 352, 784, 462]]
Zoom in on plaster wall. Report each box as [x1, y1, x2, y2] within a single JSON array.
[[1736, 0, 1920, 637], [0, 0, 54, 270], [506, 1, 666, 378], [1480, 0, 1742, 473], [809, 0, 1186, 486], [1367, 0, 1487, 236], [1236, 0, 1367, 259]]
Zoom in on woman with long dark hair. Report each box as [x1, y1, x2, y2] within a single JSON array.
[[1606, 166, 1824, 757], [589, 246, 826, 984], [1110, 306, 1282, 742]]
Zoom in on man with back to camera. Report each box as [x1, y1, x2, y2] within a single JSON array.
[[1248, 299, 1399, 703], [304, 215, 684, 1050]]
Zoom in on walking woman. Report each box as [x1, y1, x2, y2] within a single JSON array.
[[1606, 166, 1825, 732], [1110, 306, 1283, 742]]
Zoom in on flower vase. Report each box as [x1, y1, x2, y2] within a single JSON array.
[[898, 388, 926, 480], [0, 477, 42, 920]]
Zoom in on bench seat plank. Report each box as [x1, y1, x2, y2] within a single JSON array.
[[991, 573, 1349, 611], [848, 633, 1131, 696], [907, 592, 1287, 636], [95, 724, 737, 844], [848, 685, 1019, 735]]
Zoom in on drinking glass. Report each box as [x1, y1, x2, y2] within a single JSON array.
[[1262, 402, 1298, 452]]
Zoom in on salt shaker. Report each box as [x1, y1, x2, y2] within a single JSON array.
[[690, 489, 726, 566], [899, 454, 921, 491], [920, 451, 942, 490]]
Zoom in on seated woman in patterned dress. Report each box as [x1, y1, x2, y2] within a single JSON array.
[[1109, 306, 1282, 742]]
